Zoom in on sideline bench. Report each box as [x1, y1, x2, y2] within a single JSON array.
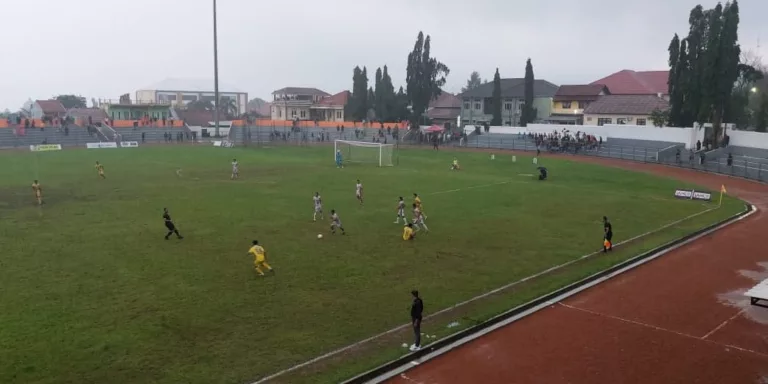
[[744, 279, 768, 308]]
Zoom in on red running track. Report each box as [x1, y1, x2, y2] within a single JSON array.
[[387, 158, 768, 384]]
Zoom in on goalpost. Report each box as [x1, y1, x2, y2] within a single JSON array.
[[334, 140, 395, 167]]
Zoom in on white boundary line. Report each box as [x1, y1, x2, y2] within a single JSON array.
[[427, 180, 513, 195], [361, 204, 758, 383], [249, 204, 728, 384]]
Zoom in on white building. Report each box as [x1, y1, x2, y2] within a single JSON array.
[[135, 78, 248, 115]]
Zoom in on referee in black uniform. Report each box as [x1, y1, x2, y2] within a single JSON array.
[[163, 208, 184, 240], [410, 290, 424, 351], [603, 216, 613, 252]]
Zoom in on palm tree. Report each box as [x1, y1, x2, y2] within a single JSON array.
[[219, 98, 237, 117]]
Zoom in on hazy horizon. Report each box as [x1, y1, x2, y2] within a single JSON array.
[[1, 0, 766, 110]]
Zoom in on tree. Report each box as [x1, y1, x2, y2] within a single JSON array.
[[406, 31, 450, 127], [380, 65, 396, 121], [520, 58, 537, 126], [669, 1, 742, 143], [490, 68, 502, 126], [756, 92, 768, 132], [367, 87, 376, 120], [187, 99, 214, 111], [650, 108, 670, 127], [461, 71, 483, 93], [219, 98, 238, 117], [56, 94, 87, 109], [348, 66, 370, 121], [374, 67, 383, 120]]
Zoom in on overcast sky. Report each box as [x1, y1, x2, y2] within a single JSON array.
[[1, 0, 766, 110]]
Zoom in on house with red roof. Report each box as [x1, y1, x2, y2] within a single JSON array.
[[30, 99, 67, 120], [270, 87, 348, 122], [548, 84, 609, 125], [590, 70, 669, 98]]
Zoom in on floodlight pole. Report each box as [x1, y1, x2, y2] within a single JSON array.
[[213, 0, 220, 136]]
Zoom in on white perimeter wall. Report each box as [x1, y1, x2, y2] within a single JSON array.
[[471, 124, 709, 149]]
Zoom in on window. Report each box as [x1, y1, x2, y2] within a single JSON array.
[[277, 108, 282, 118], [181, 95, 198, 101], [597, 118, 612, 126], [464, 102, 470, 110], [300, 110, 306, 118], [578, 101, 588, 109], [561, 101, 572, 109], [518, 102, 525, 111], [586, 117, 592, 122], [474, 103, 481, 110], [291, 109, 297, 117], [616, 118, 627, 125], [504, 103, 512, 111], [636, 118, 647, 126], [336, 110, 342, 119]]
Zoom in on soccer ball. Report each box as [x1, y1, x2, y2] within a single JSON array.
[[317, 234, 323, 239]]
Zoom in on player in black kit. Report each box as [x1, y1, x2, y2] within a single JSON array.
[[163, 208, 184, 240], [603, 216, 613, 252]]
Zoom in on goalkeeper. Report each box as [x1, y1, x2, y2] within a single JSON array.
[[335, 149, 343, 168]]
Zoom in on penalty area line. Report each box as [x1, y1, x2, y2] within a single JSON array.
[[248, 205, 720, 384], [428, 180, 514, 196]]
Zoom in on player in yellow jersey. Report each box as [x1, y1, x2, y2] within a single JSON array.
[[31, 180, 43, 205], [248, 240, 274, 276], [95, 161, 105, 179], [402, 223, 415, 240], [451, 158, 460, 170], [413, 193, 427, 220]]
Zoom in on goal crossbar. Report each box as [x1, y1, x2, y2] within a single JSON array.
[[334, 140, 395, 167]]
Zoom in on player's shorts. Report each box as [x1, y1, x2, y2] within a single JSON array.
[[315, 205, 322, 212], [356, 192, 361, 198], [332, 221, 342, 228], [398, 209, 405, 216], [605, 232, 613, 241], [165, 222, 176, 231], [255, 255, 265, 263]]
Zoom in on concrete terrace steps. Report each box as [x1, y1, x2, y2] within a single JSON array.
[[0, 126, 100, 148]]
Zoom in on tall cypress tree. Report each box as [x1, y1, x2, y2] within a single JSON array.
[[406, 31, 450, 127], [374, 67, 383, 120], [367, 87, 376, 121], [380, 65, 396, 121], [667, 34, 684, 126], [521, 58, 536, 126], [348, 66, 364, 121], [491, 68, 502, 126]]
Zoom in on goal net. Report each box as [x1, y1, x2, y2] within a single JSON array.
[[334, 140, 395, 167]]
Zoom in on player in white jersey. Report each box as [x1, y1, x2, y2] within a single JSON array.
[[412, 203, 429, 232], [330, 209, 346, 235], [313, 192, 324, 221], [231, 159, 239, 180], [355, 179, 364, 205], [394, 196, 406, 224]]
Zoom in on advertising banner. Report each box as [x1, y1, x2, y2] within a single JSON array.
[[674, 189, 712, 201], [29, 144, 62, 152], [120, 141, 139, 148], [86, 142, 118, 149]]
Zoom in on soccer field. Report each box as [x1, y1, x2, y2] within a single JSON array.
[[0, 145, 743, 384]]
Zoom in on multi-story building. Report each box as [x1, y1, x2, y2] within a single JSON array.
[[135, 78, 248, 115], [458, 78, 558, 126], [270, 87, 348, 122], [548, 84, 610, 125]]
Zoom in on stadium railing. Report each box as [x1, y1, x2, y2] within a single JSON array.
[[414, 132, 768, 183]]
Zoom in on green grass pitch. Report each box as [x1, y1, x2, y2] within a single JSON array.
[[0, 145, 743, 384]]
